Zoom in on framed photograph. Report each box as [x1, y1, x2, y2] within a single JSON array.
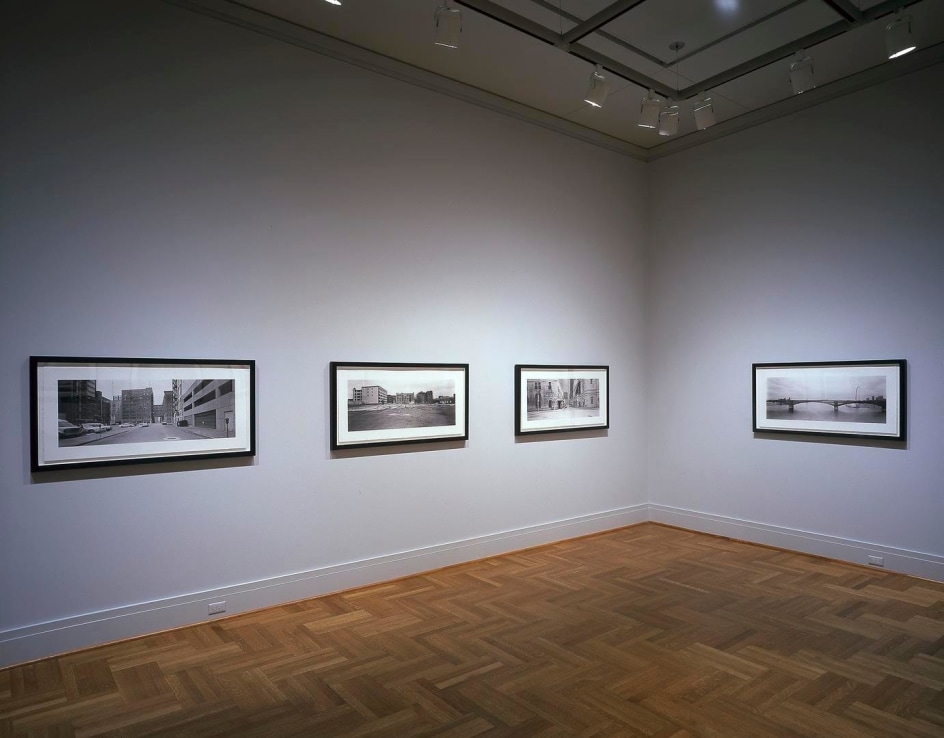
[[30, 356, 255, 472], [330, 362, 469, 450], [515, 365, 609, 436], [752, 360, 906, 440]]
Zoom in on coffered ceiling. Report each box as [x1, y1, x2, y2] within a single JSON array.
[[171, 0, 944, 159]]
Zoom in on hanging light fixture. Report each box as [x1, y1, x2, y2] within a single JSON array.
[[323, 0, 341, 5], [658, 100, 679, 136], [638, 90, 661, 128], [655, 41, 684, 137], [693, 91, 716, 130], [584, 65, 609, 108], [789, 51, 815, 94], [885, 12, 916, 59], [434, 1, 462, 49]]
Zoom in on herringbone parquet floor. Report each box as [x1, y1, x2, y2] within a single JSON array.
[[2, 523, 944, 737]]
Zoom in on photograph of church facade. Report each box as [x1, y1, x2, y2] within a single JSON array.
[[526, 377, 600, 416]]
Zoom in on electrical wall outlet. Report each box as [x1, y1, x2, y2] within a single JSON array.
[[867, 555, 885, 567], [208, 601, 226, 615]]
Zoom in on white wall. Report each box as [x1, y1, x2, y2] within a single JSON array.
[[647, 63, 944, 577], [0, 1, 649, 666]]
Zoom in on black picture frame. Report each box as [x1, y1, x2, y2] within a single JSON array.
[[30, 356, 256, 472], [752, 359, 906, 441], [515, 364, 609, 436], [330, 362, 469, 451]]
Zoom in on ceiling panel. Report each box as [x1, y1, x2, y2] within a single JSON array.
[[674, 2, 843, 87], [578, 31, 666, 77], [599, 0, 809, 62]]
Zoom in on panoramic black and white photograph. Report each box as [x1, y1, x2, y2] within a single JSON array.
[[516, 365, 609, 436], [56, 377, 239, 447], [31, 357, 255, 471], [753, 360, 905, 440], [330, 362, 469, 450]]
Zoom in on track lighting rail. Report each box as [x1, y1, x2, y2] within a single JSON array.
[[454, 0, 922, 103]]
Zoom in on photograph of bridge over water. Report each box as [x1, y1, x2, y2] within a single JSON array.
[[766, 374, 887, 423], [753, 360, 905, 441], [330, 362, 469, 450]]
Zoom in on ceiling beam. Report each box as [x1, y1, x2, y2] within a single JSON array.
[[560, 0, 648, 46], [528, 0, 665, 67], [452, 0, 559, 46], [819, 0, 864, 23]]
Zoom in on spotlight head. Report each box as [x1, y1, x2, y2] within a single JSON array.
[[789, 52, 815, 95], [434, 2, 462, 49], [693, 92, 716, 130], [658, 100, 679, 137], [638, 90, 661, 129], [584, 66, 609, 108], [885, 14, 916, 59]]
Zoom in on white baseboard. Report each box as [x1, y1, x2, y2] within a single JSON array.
[[0, 505, 648, 668], [648, 504, 944, 582], [5, 503, 941, 669]]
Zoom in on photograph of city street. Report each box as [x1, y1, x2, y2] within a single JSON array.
[[56, 377, 238, 447], [752, 360, 905, 440], [31, 357, 255, 470], [330, 363, 469, 450]]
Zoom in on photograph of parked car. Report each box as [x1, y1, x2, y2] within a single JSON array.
[[57, 419, 84, 438]]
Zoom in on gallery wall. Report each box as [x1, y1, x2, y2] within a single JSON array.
[[646, 62, 944, 578], [0, 1, 650, 667]]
